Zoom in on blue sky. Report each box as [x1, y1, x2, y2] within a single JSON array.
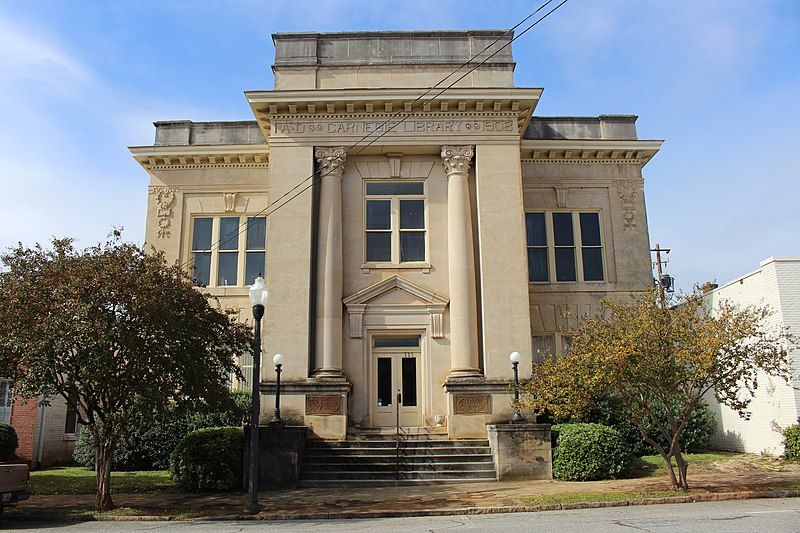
[[1, 1, 798, 290]]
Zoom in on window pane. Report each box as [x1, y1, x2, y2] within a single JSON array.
[[217, 252, 239, 286], [64, 398, 77, 434], [192, 218, 213, 250], [401, 358, 417, 407], [374, 337, 420, 348], [377, 357, 392, 407], [400, 200, 425, 229], [582, 247, 604, 281], [400, 231, 425, 262], [525, 213, 547, 246], [246, 217, 266, 250], [555, 247, 577, 281], [245, 251, 265, 285], [527, 248, 549, 282], [579, 213, 601, 246], [366, 232, 391, 262], [219, 217, 240, 250], [533, 335, 556, 364], [365, 200, 391, 230], [552, 213, 574, 246], [366, 182, 424, 196], [193, 252, 211, 286]]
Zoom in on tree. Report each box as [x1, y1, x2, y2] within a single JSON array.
[[0, 234, 251, 508], [521, 289, 795, 490]]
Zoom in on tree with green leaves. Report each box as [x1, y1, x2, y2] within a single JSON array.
[[521, 289, 795, 490], [0, 234, 250, 509]]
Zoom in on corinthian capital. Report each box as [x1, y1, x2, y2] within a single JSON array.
[[441, 145, 474, 177], [315, 146, 348, 178]]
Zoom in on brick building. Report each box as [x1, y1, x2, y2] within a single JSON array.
[[703, 257, 800, 456]]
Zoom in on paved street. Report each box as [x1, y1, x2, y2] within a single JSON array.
[[5, 497, 800, 532]]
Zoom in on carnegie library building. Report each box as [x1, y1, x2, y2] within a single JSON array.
[[131, 30, 661, 472]]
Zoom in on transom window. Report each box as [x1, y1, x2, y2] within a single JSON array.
[[525, 212, 605, 282], [364, 181, 426, 264], [191, 216, 266, 287]]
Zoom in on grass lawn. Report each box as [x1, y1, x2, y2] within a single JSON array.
[[625, 452, 736, 478], [30, 466, 176, 495], [521, 489, 690, 507]]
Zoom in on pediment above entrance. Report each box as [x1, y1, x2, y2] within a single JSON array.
[[343, 275, 448, 339]]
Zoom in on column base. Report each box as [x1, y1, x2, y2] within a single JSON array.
[[311, 369, 348, 381], [446, 368, 483, 380]]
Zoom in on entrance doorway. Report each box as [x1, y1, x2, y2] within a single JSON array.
[[370, 336, 422, 427]]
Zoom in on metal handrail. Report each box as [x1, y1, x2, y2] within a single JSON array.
[[395, 389, 401, 483]]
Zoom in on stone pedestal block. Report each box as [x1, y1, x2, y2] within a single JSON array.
[[243, 425, 307, 490], [487, 423, 552, 481]]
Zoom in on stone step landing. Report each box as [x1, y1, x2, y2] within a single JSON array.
[[299, 427, 497, 487]]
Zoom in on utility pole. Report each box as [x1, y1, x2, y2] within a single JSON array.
[[651, 243, 671, 309]]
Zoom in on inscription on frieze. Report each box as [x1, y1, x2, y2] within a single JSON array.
[[305, 395, 343, 416], [272, 117, 516, 137], [452, 393, 491, 415]]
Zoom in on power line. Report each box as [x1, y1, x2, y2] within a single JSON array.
[[179, 0, 571, 275]]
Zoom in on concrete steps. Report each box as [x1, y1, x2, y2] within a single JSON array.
[[299, 428, 497, 487]]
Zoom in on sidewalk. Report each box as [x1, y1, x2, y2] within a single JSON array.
[[11, 457, 800, 520]]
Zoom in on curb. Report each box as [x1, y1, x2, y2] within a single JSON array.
[[4, 489, 799, 522]]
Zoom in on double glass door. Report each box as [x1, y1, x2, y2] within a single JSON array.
[[371, 337, 422, 427]]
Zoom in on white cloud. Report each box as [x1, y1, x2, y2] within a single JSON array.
[[0, 14, 92, 93]]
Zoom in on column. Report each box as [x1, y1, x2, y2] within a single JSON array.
[[313, 146, 347, 380], [441, 145, 481, 379]]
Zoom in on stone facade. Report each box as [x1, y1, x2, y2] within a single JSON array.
[[131, 30, 661, 440], [702, 257, 800, 456]]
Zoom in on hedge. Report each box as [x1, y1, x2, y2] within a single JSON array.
[[784, 423, 800, 461], [0, 424, 19, 461], [73, 391, 250, 470], [552, 422, 631, 481], [577, 397, 717, 457], [169, 426, 244, 491]]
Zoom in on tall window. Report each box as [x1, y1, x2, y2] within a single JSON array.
[[191, 216, 267, 287], [525, 211, 605, 282], [364, 182, 426, 264], [0, 379, 12, 424], [64, 392, 78, 435]]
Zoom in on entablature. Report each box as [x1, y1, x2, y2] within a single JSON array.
[[129, 144, 269, 171], [520, 139, 663, 167], [247, 87, 542, 145]]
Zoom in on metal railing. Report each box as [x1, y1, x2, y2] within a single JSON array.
[[395, 390, 401, 483]]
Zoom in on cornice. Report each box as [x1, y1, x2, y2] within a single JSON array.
[[247, 87, 542, 141], [129, 144, 269, 171], [520, 139, 663, 167]]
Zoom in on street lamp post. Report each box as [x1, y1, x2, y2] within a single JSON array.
[[269, 353, 285, 426], [246, 277, 268, 514], [509, 351, 525, 424]]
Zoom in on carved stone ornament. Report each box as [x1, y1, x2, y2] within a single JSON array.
[[441, 145, 474, 177], [315, 146, 348, 178], [452, 393, 490, 415], [306, 395, 343, 415], [615, 180, 638, 232], [555, 187, 570, 209], [149, 186, 178, 239], [223, 192, 238, 212]]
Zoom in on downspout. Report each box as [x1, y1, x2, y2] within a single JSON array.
[[33, 395, 46, 470]]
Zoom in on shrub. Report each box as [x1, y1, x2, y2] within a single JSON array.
[[784, 423, 800, 461], [552, 423, 631, 481], [578, 397, 717, 456], [0, 424, 19, 461], [169, 427, 244, 491], [73, 392, 251, 470]]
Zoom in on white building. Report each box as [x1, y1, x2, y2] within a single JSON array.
[[703, 257, 800, 456]]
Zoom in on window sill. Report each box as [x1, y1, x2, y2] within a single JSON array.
[[63, 434, 77, 442], [199, 286, 250, 297], [361, 262, 431, 274]]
